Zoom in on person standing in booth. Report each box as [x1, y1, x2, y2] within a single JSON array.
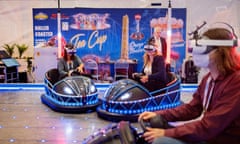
[[151, 26, 167, 60], [57, 43, 85, 79], [132, 38, 168, 92], [138, 27, 240, 144]]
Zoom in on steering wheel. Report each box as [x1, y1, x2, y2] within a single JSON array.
[[139, 115, 171, 132], [69, 69, 81, 76]]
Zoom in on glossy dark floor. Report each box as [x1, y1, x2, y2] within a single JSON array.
[[0, 87, 193, 144]]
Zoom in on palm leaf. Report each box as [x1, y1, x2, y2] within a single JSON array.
[[16, 44, 28, 59], [2, 43, 15, 57]]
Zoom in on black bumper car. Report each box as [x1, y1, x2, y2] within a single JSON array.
[[83, 115, 170, 144], [41, 68, 100, 113], [97, 73, 181, 122]]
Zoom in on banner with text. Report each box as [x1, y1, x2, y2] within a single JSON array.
[[33, 8, 186, 75]]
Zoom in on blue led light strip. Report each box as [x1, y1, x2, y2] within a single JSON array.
[[0, 83, 198, 92]]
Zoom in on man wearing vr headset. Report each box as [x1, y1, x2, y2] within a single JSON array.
[[138, 27, 240, 144], [57, 43, 85, 79], [132, 38, 168, 92]]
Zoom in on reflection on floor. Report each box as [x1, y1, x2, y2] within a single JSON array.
[[0, 85, 194, 144]]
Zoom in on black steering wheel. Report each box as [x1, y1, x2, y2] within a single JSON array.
[[139, 115, 172, 132]]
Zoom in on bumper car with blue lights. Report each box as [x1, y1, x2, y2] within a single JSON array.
[[97, 73, 181, 122], [83, 115, 171, 144], [41, 68, 100, 113]]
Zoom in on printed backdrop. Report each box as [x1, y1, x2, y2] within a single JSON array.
[[33, 8, 186, 77]]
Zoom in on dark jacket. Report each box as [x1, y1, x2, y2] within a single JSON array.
[[140, 55, 167, 92], [157, 71, 240, 144]]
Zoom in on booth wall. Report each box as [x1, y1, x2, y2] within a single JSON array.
[[0, 0, 239, 82]]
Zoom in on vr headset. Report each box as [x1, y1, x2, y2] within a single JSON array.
[[65, 47, 76, 54], [189, 36, 238, 54], [144, 44, 156, 52], [189, 22, 239, 55]]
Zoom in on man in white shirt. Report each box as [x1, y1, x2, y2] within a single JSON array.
[[151, 26, 167, 60]]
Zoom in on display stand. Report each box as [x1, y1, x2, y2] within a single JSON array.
[[33, 47, 58, 83]]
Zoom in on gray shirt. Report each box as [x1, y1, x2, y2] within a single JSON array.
[[57, 55, 83, 79]]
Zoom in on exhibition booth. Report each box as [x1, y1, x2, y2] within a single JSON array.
[[32, 7, 186, 83]]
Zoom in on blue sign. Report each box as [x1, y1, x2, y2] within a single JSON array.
[[33, 8, 186, 73]]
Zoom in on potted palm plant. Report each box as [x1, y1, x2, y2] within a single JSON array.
[[16, 44, 28, 59], [3, 43, 16, 57], [16, 44, 29, 73]]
